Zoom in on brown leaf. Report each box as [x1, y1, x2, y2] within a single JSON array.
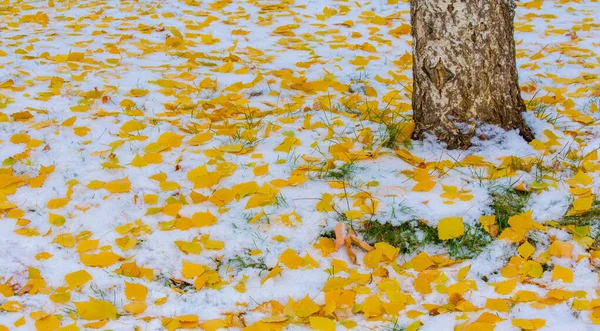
[[348, 232, 374, 252], [345, 236, 357, 264], [334, 223, 345, 251]]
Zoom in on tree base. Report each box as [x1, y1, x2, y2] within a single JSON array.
[[412, 119, 534, 150], [410, 0, 533, 150]]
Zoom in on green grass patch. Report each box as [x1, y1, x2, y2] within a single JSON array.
[[360, 219, 493, 260], [350, 189, 531, 260], [490, 189, 531, 232], [562, 200, 600, 226], [560, 199, 600, 246], [322, 161, 360, 180]]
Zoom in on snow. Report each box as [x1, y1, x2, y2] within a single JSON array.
[[0, 0, 600, 330]]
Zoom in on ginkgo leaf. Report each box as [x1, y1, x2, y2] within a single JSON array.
[[123, 302, 147, 315], [518, 241, 535, 259], [124, 282, 148, 301], [217, 61, 234, 73], [552, 265, 574, 283], [182, 261, 206, 278], [548, 240, 573, 258], [65, 270, 92, 290], [278, 249, 303, 269], [437, 217, 464, 240], [74, 298, 117, 320], [104, 178, 131, 193], [511, 318, 545, 330], [200, 319, 228, 331], [191, 211, 217, 227], [295, 295, 320, 318], [47, 198, 69, 209], [80, 252, 123, 267], [309, 317, 336, 331], [261, 265, 282, 285]]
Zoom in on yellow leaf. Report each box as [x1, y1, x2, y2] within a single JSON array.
[[362, 295, 384, 317], [508, 211, 533, 233], [74, 298, 117, 320], [375, 242, 399, 261], [157, 132, 184, 148], [458, 265, 470, 281], [115, 236, 137, 251], [0, 201, 17, 210], [322, 277, 352, 292], [437, 217, 464, 240], [249, 210, 266, 224], [80, 252, 122, 267], [278, 249, 303, 269], [309, 317, 336, 331], [120, 120, 146, 133], [485, 298, 510, 313], [209, 187, 236, 207], [129, 88, 149, 97], [521, 260, 543, 278], [53, 233, 77, 248], [316, 194, 335, 213], [194, 273, 209, 290], [548, 240, 573, 258], [344, 210, 363, 220], [50, 287, 71, 303], [511, 318, 545, 330], [175, 240, 202, 254], [104, 178, 131, 193], [47, 198, 69, 209], [217, 61, 234, 73], [295, 295, 320, 318], [155, 297, 168, 305], [125, 282, 147, 301], [518, 241, 535, 259], [0, 283, 14, 297], [493, 278, 518, 295], [182, 261, 206, 278], [203, 238, 224, 250], [123, 301, 146, 315], [191, 210, 217, 227], [412, 168, 436, 192], [552, 265, 574, 283], [187, 132, 213, 146], [513, 290, 540, 303], [261, 265, 283, 285], [200, 319, 228, 331], [87, 180, 105, 190], [1, 301, 23, 312], [253, 164, 269, 176], [49, 212, 66, 226], [65, 270, 92, 290], [232, 181, 259, 198], [570, 196, 594, 214], [363, 249, 382, 268], [274, 137, 301, 153], [340, 320, 357, 329], [34, 315, 61, 331]]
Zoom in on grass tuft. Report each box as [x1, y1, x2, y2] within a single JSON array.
[[562, 200, 600, 227], [322, 161, 360, 180], [362, 219, 439, 254], [227, 255, 268, 271], [490, 189, 531, 232], [561, 199, 600, 246], [361, 219, 492, 259]]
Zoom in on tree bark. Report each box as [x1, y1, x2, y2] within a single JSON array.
[[410, 0, 534, 149]]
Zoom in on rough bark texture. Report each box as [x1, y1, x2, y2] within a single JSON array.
[[410, 0, 534, 149]]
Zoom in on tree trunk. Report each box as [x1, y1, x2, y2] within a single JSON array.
[[410, 0, 534, 149]]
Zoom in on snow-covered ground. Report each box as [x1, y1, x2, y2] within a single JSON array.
[[1, 0, 599, 330]]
